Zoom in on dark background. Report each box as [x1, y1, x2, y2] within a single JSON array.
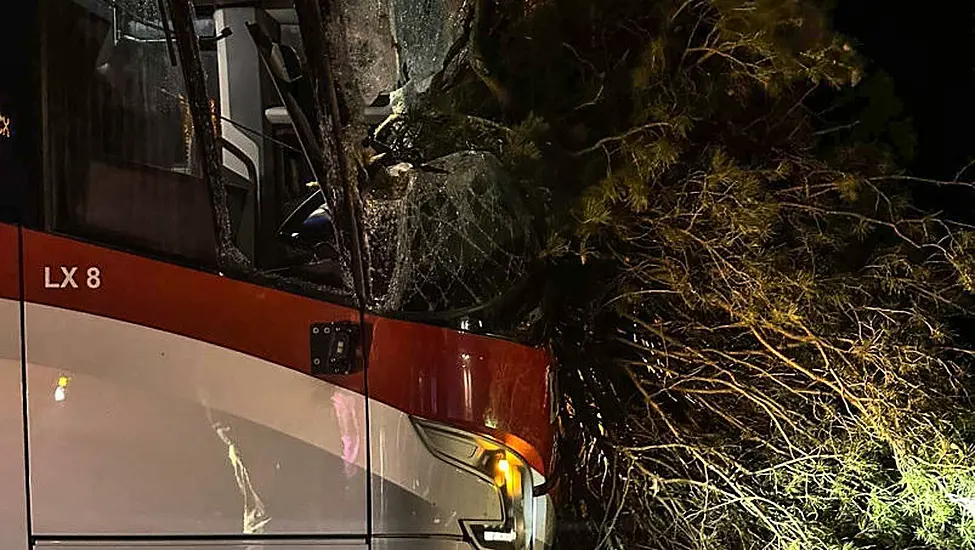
[[0, 2, 39, 223], [834, 1, 975, 180], [0, 1, 971, 217]]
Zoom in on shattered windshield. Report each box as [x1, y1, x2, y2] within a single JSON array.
[[342, 0, 546, 337], [42, 0, 548, 340]]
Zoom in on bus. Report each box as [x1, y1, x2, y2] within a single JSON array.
[[0, 1, 557, 549]]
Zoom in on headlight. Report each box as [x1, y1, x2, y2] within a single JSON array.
[[412, 417, 535, 550]]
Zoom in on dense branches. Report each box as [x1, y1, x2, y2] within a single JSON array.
[[408, 0, 975, 548], [564, 146, 975, 548]]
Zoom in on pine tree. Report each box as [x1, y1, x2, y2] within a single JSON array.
[[405, 0, 975, 548], [385, 0, 975, 547]]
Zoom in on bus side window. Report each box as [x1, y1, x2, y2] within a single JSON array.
[[0, 1, 38, 225], [42, 0, 245, 267], [40, 1, 349, 294]]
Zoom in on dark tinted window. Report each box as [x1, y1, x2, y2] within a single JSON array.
[[40, 0, 351, 298], [42, 0, 231, 264], [0, 2, 39, 224]]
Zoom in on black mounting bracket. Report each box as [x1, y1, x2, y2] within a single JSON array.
[[310, 322, 360, 376]]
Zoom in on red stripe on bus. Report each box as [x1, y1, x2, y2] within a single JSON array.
[[21, 229, 364, 393], [368, 315, 553, 473], [0, 223, 19, 300], [21, 230, 553, 473]]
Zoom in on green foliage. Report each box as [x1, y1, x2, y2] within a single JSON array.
[[412, 0, 975, 548]]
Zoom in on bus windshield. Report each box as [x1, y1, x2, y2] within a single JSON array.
[[40, 0, 547, 340]]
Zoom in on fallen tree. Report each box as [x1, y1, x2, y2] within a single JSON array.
[[407, 0, 975, 548], [270, 0, 975, 545]]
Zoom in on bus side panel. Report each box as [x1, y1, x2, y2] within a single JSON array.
[[367, 315, 553, 474], [21, 230, 368, 537], [0, 223, 27, 550], [366, 314, 554, 538]]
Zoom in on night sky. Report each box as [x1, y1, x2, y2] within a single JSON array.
[[834, 1, 975, 180], [2, 2, 972, 190]]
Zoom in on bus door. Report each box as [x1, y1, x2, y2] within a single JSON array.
[[21, 0, 368, 544]]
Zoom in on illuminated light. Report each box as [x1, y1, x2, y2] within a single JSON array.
[[483, 529, 516, 542], [497, 457, 510, 477], [0, 114, 10, 139], [412, 419, 534, 547], [55, 376, 70, 402], [492, 455, 511, 487]]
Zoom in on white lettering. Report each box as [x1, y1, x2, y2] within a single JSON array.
[[43, 266, 101, 290], [86, 267, 101, 289], [43, 267, 59, 289], [59, 266, 78, 289]]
